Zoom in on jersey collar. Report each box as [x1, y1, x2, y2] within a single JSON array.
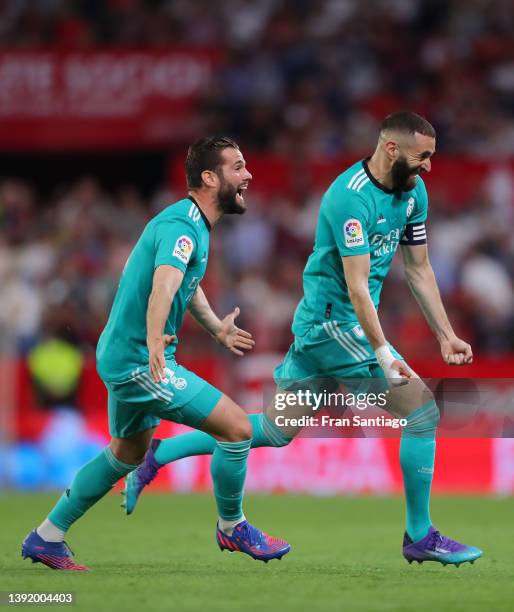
[[362, 159, 395, 194], [362, 158, 418, 196], [188, 195, 211, 232]]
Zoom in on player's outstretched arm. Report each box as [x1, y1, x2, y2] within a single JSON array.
[[400, 243, 473, 365], [188, 286, 255, 356], [147, 265, 184, 382], [342, 254, 412, 384]]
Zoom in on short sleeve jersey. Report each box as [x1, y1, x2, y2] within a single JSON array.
[[292, 160, 428, 336], [96, 197, 211, 382]]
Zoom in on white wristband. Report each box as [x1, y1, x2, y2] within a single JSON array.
[[374, 345, 395, 369], [375, 344, 408, 386]]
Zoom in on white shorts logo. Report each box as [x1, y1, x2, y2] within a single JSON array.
[[173, 377, 187, 390], [344, 219, 364, 247], [161, 367, 188, 390], [173, 235, 194, 264]]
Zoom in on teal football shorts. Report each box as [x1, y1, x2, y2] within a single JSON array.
[[274, 320, 404, 393], [103, 358, 223, 438]]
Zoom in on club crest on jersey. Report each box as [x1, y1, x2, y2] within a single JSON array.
[[344, 219, 364, 247], [173, 235, 194, 264], [406, 197, 415, 218]]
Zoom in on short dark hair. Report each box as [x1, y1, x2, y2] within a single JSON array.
[[380, 112, 435, 138], [185, 136, 240, 189]]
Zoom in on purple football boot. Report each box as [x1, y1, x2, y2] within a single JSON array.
[[403, 526, 482, 566], [121, 439, 162, 515], [216, 520, 291, 562], [22, 530, 89, 571]]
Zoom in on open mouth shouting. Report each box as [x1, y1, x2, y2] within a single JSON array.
[[236, 183, 249, 206]]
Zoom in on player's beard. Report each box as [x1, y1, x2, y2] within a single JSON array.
[[217, 175, 246, 215], [391, 156, 420, 191]]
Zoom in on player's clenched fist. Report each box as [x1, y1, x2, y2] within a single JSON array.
[[440, 335, 473, 366]]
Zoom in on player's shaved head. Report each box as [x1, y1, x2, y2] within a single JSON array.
[[186, 136, 240, 189], [379, 112, 435, 143]]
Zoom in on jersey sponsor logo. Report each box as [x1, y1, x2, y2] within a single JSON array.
[[161, 367, 187, 390], [370, 228, 401, 256], [173, 235, 194, 264], [406, 197, 415, 218], [370, 228, 401, 246], [344, 219, 364, 247]]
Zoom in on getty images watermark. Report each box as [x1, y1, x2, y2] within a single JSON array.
[[274, 388, 407, 430], [260, 378, 514, 438]]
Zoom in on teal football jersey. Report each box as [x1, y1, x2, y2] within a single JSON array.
[[97, 197, 211, 382], [292, 160, 428, 336]]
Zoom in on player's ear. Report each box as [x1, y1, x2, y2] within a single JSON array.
[[383, 139, 399, 161], [201, 170, 219, 189]]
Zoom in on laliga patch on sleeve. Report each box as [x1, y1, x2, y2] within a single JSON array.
[[344, 219, 364, 247], [173, 235, 194, 264]]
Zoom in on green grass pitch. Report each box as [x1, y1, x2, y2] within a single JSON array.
[[1, 493, 513, 611]]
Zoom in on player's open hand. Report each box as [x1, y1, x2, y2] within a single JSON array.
[[441, 336, 473, 366], [148, 334, 177, 382], [215, 307, 255, 356]]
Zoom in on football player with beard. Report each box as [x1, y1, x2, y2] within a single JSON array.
[[21, 136, 291, 570]]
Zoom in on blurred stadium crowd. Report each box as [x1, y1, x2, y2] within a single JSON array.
[[1, 0, 513, 155], [0, 0, 513, 369], [1, 163, 513, 366]]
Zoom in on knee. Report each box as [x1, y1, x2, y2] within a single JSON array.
[[404, 400, 440, 436], [421, 396, 440, 426], [110, 440, 147, 465], [223, 414, 253, 443]]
